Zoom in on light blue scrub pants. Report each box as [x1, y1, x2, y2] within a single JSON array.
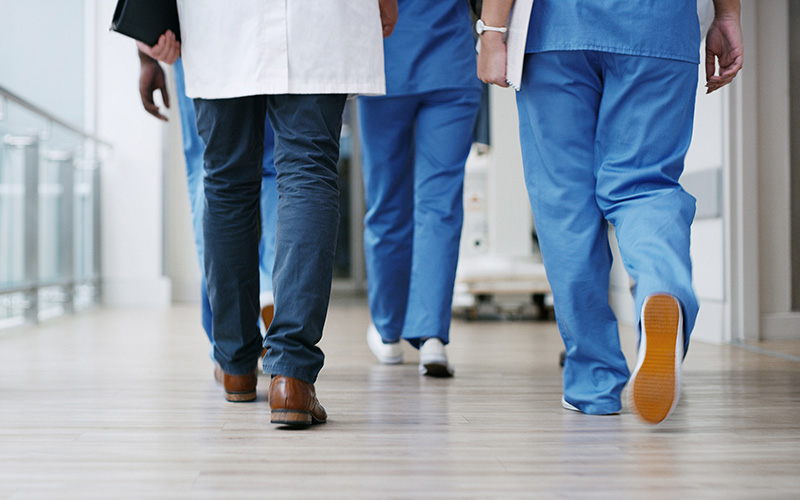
[[358, 89, 481, 347], [516, 51, 700, 415], [174, 59, 278, 343]]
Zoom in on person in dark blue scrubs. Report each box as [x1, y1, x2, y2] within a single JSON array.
[[478, 0, 743, 422], [359, 0, 481, 377]]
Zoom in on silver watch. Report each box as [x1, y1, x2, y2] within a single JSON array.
[[475, 19, 507, 36]]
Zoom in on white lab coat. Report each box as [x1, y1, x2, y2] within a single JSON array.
[[177, 0, 386, 98]]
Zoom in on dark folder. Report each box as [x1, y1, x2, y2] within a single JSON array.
[[110, 0, 181, 47]]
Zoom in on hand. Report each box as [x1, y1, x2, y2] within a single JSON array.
[[704, 15, 743, 93], [477, 33, 509, 87], [136, 30, 180, 65], [379, 0, 398, 38], [138, 51, 170, 121]]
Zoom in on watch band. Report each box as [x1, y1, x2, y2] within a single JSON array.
[[475, 19, 508, 35]]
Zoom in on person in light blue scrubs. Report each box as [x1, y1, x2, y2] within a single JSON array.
[[358, 0, 481, 377], [478, 0, 743, 421], [138, 53, 278, 347]]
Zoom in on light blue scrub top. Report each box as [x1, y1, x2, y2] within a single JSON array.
[[525, 0, 701, 64], [382, 0, 483, 95]]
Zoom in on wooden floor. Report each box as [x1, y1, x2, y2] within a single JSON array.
[[1, 296, 799, 499]]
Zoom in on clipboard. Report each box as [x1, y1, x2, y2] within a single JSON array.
[[109, 0, 181, 47], [504, 0, 534, 91]]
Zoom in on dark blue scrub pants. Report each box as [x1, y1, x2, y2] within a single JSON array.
[[516, 51, 700, 414], [174, 59, 277, 343], [194, 94, 347, 383]]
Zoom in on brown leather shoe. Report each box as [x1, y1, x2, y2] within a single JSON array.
[[260, 304, 275, 331], [213, 364, 258, 402], [258, 304, 274, 362], [268, 375, 327, 426]]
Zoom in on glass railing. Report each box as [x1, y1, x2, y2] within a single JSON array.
[[0, 85, 108, 328]]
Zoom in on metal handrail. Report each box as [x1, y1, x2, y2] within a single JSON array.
[[0, 86, 105, 325], [0, 84, 112, 148]]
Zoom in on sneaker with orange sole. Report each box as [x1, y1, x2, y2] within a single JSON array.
[[629, 293, 684, 424]]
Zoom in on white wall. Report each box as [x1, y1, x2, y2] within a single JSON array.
[[487, 86, 535, 257], [93, 0, 171, 306], [163, 82, 202, 304], [0, 0, 170, 307], [0, 0, 85, 126], [750, 0, 800, 340], [608, 47, 730, 344]]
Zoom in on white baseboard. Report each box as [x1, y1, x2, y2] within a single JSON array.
[[691, 300, 726, 344], [761, 312, 800, 340], [102, 276, 172, 307], [170, 278, 202, 304]]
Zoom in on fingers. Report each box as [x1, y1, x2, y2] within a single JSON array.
[[477, 40, 509, 88], [148, 31, 181, 64], [143, 101, 168, 121], [479, 71, 510, 87], [162, 85, 170, 109], [704, 45, 717, 88], [379, 0, 398, 38], [704, 18, 744, 94], [705, 51, 743, 93], [139, 86, 167, 121], [479, 70, 509, 87], [139, 67, 169, 121]]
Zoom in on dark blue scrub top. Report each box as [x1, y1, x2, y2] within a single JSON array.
[[383, 0, 483, 95], [525, 0, 701, 64]]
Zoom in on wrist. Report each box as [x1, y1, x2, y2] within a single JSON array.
[[138, 51, 157, 65], [475, 19, 507, 36], [480, 31, 506, 46], [712, 0, 741, 18]]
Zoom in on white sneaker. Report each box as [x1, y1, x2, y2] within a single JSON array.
[[561, 396, 581, 413], [366, 323, 403, 365], [418, 338, 454, 378], [629, 294, 684, 424]]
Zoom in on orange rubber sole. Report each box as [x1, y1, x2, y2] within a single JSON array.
[[630, 294, 681, 424]]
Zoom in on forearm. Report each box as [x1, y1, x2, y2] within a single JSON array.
[[476, 0, 515, 86], [480, 0, 514, 28], [138, 47, 158, 66], [712, 0, 741, 19]]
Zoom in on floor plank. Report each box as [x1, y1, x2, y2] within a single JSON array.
[[0, 297, 798, 499]]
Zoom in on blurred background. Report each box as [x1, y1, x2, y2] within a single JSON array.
[[1, 0, 799, 347]]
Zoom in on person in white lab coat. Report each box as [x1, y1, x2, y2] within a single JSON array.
[[146, 0, 398, 427]]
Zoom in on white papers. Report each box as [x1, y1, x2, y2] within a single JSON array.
[[504, 0, 534, 91]]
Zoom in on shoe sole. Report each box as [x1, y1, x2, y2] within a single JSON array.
[[214, 365, 258, 402], [419, 362, 454, 378], [561, 397, 581, 413], [375, 353, 403, 365], [225, 391, 257, 403], [270, 409, 326, 427], [366, 328, 403, 365], [629, 294, 682, 424]]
